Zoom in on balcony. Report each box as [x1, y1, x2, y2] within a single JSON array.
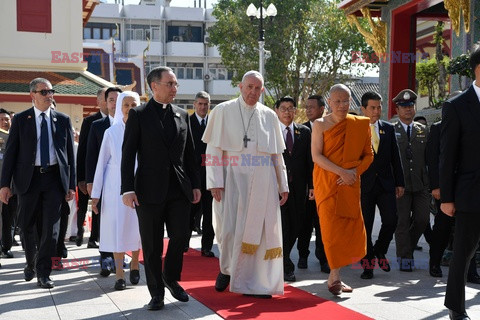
[[91, 3, 121, 19], [123, 4, 163, 20], [166, 42, 204, 57], [207, 46, 221, 58], [164, 7, 205, 21], [211, 80, 238, 96], [177, 79, 204, 95], [126, 40, 163, 56]]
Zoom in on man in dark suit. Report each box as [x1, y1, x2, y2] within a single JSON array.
[[297, 95, 330, 273], [393, 89, 430, 272], [0, 109, 14, 259], [75, 88, 106, 247], [440, 46, 480, 320], [359, 92, 405, 279], [274, 96, 313, 282], [188, 91, 215, 257], [428, 119, 480, 282], [0, 78, 75, 288], [121, 66, 201, 311], [86, 87, 121, 276]]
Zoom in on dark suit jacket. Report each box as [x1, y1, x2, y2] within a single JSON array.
[[361, 120, 405, 193], [426, 121, 441, 190], [0, 107, 75, 194], [76, 111, 102, 183], [85, 116, 110, 184], [440, 85, 480, 211], [282, 123, 313, 200], [189, 113, 207, 190], [121, 100, 200, 204]]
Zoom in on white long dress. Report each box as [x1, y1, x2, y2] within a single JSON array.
[[204, 97, 288, 295], [91, 121, 141, 253]]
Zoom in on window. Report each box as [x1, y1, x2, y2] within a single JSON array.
[[151, 27, 160, 41], [167, 25, 203, 42], [208, 64, 235, 80], [167, 63, 204, 80], [17, 0, 51, 33], [83, 23, 120, 40]]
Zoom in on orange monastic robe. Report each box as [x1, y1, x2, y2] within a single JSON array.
[[313, 114, 374, 269]]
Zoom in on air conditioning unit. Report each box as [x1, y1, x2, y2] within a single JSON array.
[[204, 35, 210, 44], [204, 74, 212, 81], [173, 36, 181, 41]]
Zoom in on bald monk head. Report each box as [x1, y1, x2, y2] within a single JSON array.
[[327, 84, 351, 120]]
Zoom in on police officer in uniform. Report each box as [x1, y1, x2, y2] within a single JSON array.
[[393, 89, 430, 272]]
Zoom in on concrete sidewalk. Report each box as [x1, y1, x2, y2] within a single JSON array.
[[0, 212, 479, 320]]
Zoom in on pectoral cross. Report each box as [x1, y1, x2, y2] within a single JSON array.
[[243, 134, 251, 148]]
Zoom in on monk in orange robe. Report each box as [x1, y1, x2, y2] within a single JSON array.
[[311, 84, 373, 296]]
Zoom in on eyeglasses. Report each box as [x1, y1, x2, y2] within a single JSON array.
[[278, 107, 296, 113], [32, 89, 55, 96], [156, 81, 180, 89], [331, 100, 350, 106]]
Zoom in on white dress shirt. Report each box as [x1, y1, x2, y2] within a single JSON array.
[[33, 106, 58, 166], [279, 122, 295, 143]]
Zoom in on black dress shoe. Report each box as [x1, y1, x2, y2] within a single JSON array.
[[147, 296, 164, 310], [87, 241, 99, 248], [62, 247, 68, 259], [130, 269, 140, 285], [243, 294, 272, 299], [162, 274, 189, 302], [24, 266, 35, 281], [12, 239, 20, 246], [193, 226, 203, 235], [2, 250, 13, 258], [429, 264, 443, 277], [320, 261, 331, 274], [100, 257, 114, 277], [467, 274, 480, 284], [215, 272, 230, 292], [201, 250, 215, 257], [360, 269, 374, 279], [399, 259, 413, 272], [37, 276, 54, 288], [297, 257, 308, 269], [284, 271, 296, 282], [75, 234, 83, 247], [448, 309, 470, 320], [114, 278, 126, 290], [375, 251, 391, 272]]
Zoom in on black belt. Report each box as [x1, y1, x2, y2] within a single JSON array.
[[34, 164, 59, 174]]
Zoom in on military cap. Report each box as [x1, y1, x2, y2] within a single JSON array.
[[393, 89, 417, 106]]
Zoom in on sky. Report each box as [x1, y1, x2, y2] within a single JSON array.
[[104, 0, 218, 8]]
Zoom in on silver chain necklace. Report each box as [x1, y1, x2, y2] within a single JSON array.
[[238, 101, 256, 148]]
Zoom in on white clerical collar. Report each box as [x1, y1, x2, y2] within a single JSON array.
[[195, 112, 207, 124], [153, 97, 168, 108], [33, 106, 52, 119], [239, 95, 256, 110], [473, 81, 480, 103]]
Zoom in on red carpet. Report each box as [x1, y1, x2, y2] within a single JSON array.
[[130, 240, 373, 320]]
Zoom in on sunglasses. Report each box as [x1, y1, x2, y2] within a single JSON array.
[[33, 89, 56, 96]]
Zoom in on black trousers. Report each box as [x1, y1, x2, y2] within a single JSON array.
[[18, 168, 64, 277], [55, 200, 70, 258], [297, 198, 327, 263], [361, 182, 398, 266], [1, 195, 17, 252], [77, 190, 99, 242], [445, 211, 480, 313], [280, 189, 305, 274], [200, 190, 214, 251], [135, 178, 191, 298]]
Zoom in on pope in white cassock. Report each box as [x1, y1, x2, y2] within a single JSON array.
[[203, 71, 289, 298], [91, 91, 142, 290]]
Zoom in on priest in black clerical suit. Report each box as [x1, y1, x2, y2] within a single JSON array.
[[121, 67, 200, 310]]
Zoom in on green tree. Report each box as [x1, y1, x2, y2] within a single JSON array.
[[416, 56, 449, 108], [447, 53, 473, 91], [208, 0, 373, 105]]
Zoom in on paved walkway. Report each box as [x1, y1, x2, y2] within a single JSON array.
[[0, 212, 479, 320]]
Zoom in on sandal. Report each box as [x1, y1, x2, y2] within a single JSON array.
[[327, 280, 342, 296], [341, 282, 353, 293]]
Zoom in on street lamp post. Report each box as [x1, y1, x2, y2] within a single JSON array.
[[246, 1, 277, 104]]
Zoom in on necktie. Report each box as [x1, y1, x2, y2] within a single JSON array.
[[201, 119, 206, 128], [286, 126, 293, 154], [40, 113, 50, 168], [370, 124, 379, 153], [406, 125, 411, 141]]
